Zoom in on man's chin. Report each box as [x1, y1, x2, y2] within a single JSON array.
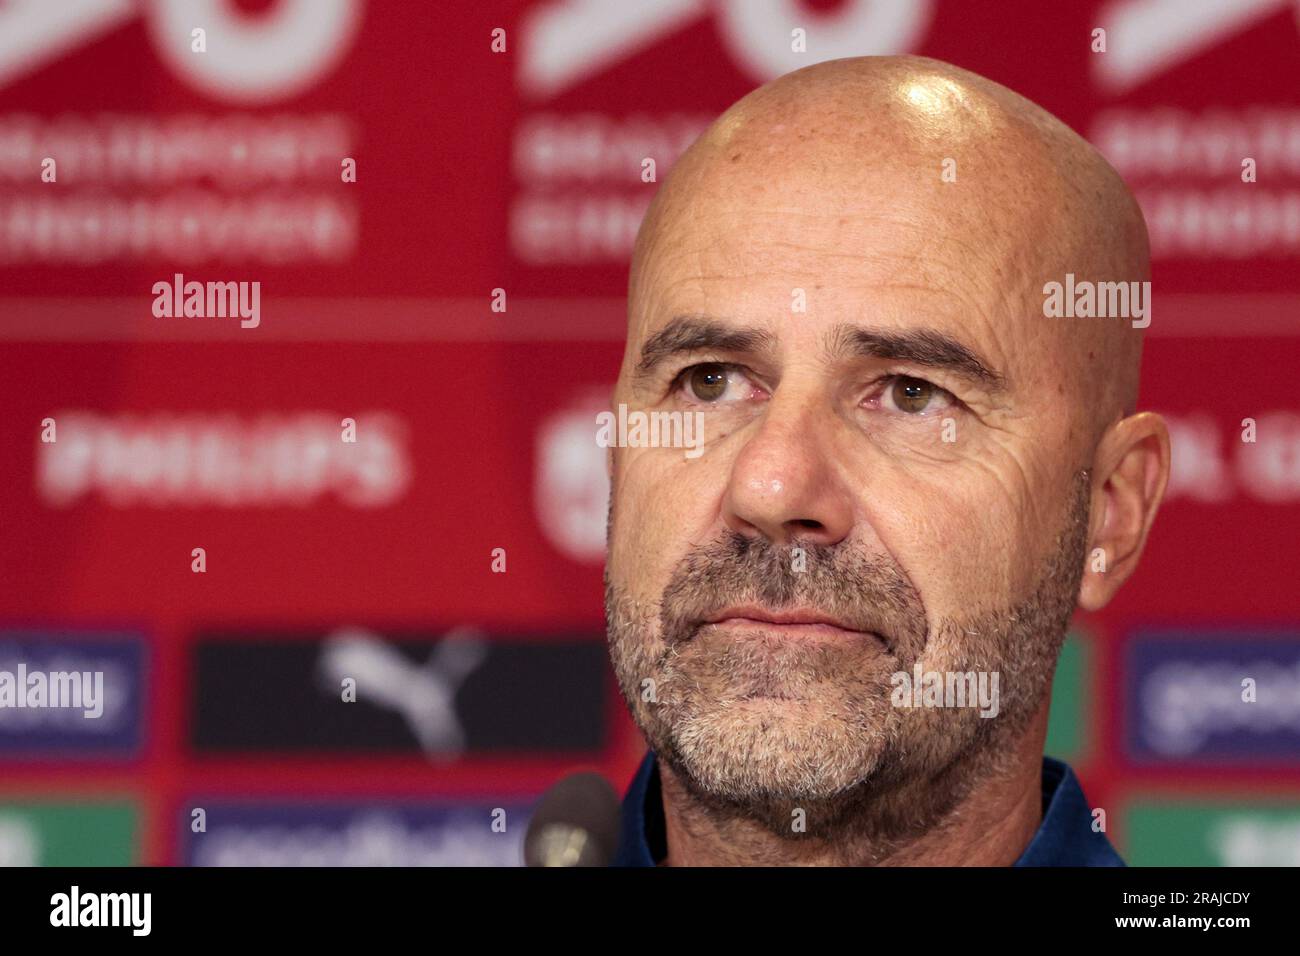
[[658, 699, 891, 806]]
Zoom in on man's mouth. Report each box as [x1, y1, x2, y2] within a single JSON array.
[[701, 605, 886, 646]]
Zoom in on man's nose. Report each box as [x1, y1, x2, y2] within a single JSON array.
[[720, 394, 854, 548]]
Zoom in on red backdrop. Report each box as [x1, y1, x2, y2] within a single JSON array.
[[0, 0, 1297, 866]]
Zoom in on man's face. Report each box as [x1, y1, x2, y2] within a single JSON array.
[[605, 149, 1094, 836]]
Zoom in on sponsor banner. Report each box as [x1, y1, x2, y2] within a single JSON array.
[[0, 2, 1296, 306], [1, 339, 1296, 626], [535, 385, 614, 566], [0, 0, 503, 298], [1124, 801, 1300, 866], [190, 627, 609, 755], [0, 801, 137, 865], [0, 340, 618, 626], [510, 0, 1300, 299], [1126, 630, 1300, 764], [1134, 340, 1300, 622], [180, 800, 528, 866], [0, 630, 145, 758], [1163, 410, 1300, 506], [34, 408, 412, 510]]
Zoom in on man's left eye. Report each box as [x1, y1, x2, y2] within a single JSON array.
[[880, 376, 954, 415]]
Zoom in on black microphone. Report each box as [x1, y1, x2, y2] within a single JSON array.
[[523, 771, 622, 867]]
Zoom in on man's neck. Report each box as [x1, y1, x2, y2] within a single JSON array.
[[657, 717, 1049, 866]]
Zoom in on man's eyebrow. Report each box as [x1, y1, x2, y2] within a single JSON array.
[[828, 324, 1007, 393], [635, 316, 775, 376]]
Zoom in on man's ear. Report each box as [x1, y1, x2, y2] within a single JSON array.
[[1078, 411, 1171, 612]]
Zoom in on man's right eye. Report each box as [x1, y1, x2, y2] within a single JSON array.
[[676, 362, 750, 404]]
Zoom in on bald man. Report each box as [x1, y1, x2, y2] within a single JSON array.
[[602, 55, 1170, 867]]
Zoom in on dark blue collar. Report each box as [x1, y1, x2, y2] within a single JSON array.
[[610, 751, 1124, 866]]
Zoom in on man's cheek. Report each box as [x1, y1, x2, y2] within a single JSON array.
[[924, 529, 1016, 617], [876, 487, 1019, 624], [628, 444, 725, 526], [611, 448, 711, 582]]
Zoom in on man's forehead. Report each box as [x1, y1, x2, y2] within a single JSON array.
[[630, 207, 1033, 367], [631, 166, 1043, 345]]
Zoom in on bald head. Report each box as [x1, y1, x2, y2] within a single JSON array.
[[629, 54, 1149, 430]]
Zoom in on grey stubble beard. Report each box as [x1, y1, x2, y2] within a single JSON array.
[[603, 469, 1091, 856]]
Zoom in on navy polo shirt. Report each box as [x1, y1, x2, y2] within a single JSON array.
[[610, 751, 1124, 866]]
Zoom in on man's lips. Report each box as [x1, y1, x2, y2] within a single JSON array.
[[702, 606, 884, 644]]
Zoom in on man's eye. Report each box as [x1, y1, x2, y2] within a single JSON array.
[[882, 376, 954, 415], [680, 362, 740, 403]]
